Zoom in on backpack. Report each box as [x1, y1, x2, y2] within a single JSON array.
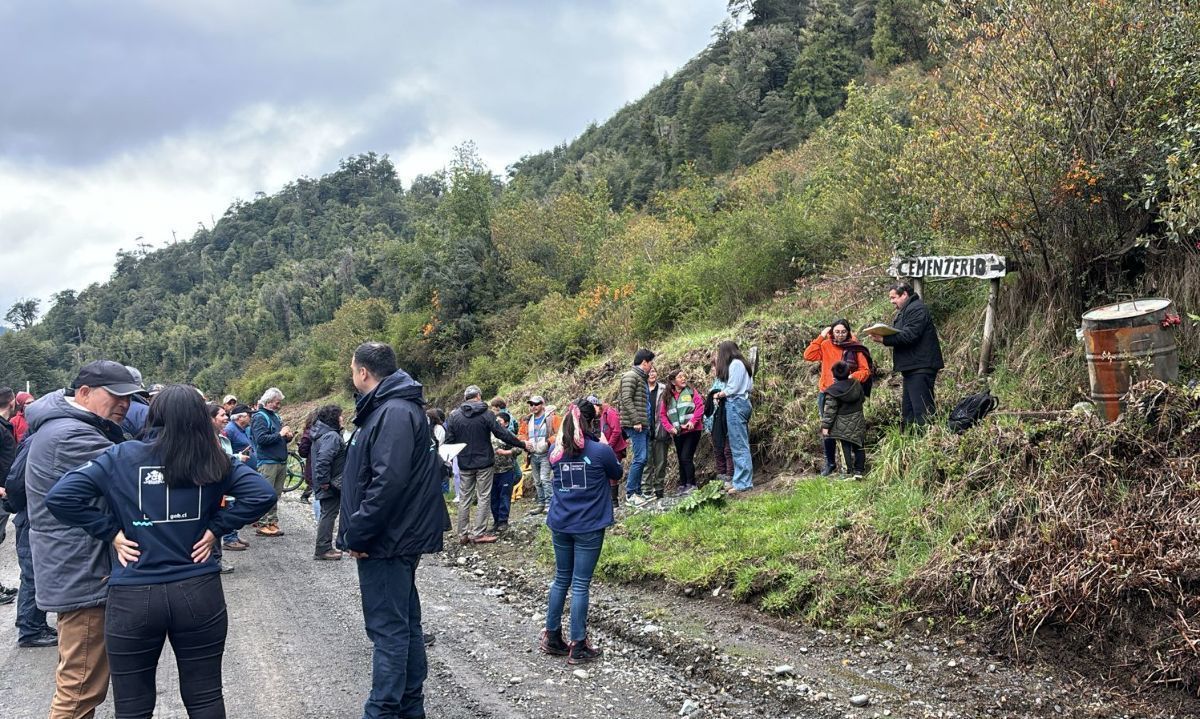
[[841, 344, 878, 397], [947, 392, 1000, 434]]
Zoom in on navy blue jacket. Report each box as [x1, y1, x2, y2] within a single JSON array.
[[250, 409, 288, 464], [45, 440, 276, 587], [121, 398, 149, 438], [337, 370, 449, 558], [882, 294, 945, 373], [547, 435, 622, 534], [222, 420, 256, 468]]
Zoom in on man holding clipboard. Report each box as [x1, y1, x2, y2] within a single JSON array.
[[865, 283, 944, 427]]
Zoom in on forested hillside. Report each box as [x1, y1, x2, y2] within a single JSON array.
[[2, 0, 1196, 409]]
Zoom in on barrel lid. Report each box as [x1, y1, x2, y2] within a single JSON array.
[[1082, 298, 1171, 322]]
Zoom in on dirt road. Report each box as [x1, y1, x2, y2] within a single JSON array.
[[1, 497, 1194, 718]]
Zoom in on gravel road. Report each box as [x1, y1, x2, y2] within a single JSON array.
[[1, 496, 1196, 718]]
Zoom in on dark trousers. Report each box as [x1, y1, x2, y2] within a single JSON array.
[[106, 573, 228, 719], [315, 494, 341, 555], [673, 431, 701, 487], [490, 470, 515, 525], [901, 370, 937, 427], [14, 513, 51, 641], [714, 438, 734, 477], [824, 438, 865, 473], [357, 555, 427, 719]]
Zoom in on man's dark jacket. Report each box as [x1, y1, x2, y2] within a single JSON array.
[[337, 370, 448, 558], [250, 408, 288, 464], [309, 420, 346, 501], [444, 400, 525, 471], [882, 295, 945, 374]]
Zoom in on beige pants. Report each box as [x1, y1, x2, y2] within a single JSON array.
[[258, 462, 287, 524], [50, 606, 109, 719], [457, 465, 495, 538]]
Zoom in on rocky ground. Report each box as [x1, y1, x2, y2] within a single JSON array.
[[1, 494, 1196, 718]]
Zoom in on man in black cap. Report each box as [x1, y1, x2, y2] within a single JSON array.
[[24, 360, 144, 718]]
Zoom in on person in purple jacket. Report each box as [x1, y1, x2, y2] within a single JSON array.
[[45, 385, 276, 719], [538, 398, 623, 665]]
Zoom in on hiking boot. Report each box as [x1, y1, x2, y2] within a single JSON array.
[[819, 463, 837, 477], [18, 632, 57, 648], [255, 524, 281, 537], [459, 534, 471, 546], [567, 637, 602, 665], [493, 522, 509, 533], [654, 490, 664, 500], [314, 550, 343, 561], [472, 534, 499, 544], [222, 540, 249, 551], [539, 628, 569, 656]]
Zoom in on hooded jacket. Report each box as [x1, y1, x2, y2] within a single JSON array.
[[821, 379, 867, 447], [44, 439, 276, 587], [337, 370, 449, 558], [310, 420, 347, 500], [803, 335, 872, 392], [882, 295, 945, 374], [0, 414, 16, 486], [25, 390, 127, 612], [444, 400, 525, 471]]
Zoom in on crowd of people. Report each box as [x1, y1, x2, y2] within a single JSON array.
[[0, 283, 942, 717]]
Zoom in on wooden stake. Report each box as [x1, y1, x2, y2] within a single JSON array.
[[912, 277, 925, 299], [978, 277, 1000, 375]]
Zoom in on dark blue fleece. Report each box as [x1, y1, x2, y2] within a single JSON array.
[[45, 440, 276, 587]]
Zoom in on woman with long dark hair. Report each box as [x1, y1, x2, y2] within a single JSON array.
[[658, 369, 705, 494], [538, 398, 622, 665], [46, 385, 276, 718], [714, 340, 754, 494], [803, 319, 872, 475]]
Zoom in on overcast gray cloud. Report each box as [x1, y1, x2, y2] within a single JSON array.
[[0, 0, 727, 315]]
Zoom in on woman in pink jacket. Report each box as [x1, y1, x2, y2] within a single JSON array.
[[588, 395, 627, 508], [658, 370, 705, 495]]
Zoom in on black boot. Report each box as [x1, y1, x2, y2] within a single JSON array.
[[820, 437, 838, 476], [539, 627, 569, 656]]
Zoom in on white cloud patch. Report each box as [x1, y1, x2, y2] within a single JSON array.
[[0, 0, 728, 316]]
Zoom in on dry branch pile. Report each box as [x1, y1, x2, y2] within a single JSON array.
[[913, 381, 1200, 691]]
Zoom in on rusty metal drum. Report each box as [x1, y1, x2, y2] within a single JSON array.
[[1081, 298, 1180, 422]]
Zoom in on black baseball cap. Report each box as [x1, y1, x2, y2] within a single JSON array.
[[70, 360, 147, 397]]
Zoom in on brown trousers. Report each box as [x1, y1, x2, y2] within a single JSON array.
[[50, 605, 109, 719]]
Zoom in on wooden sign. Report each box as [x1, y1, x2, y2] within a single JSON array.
[[889, 254, 1007, 280]]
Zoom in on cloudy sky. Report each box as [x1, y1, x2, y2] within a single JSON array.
[[0, 0, 728, 318]]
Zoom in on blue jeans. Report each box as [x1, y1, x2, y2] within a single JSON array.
[[725, 396, 753, 490], [490, 470, 515, 524], [14, 514, 51, 641], [624, 428, 648, 497], [357, 555, 427, 719], [817, 391, 827, 417], [545, 529, 605, 642]]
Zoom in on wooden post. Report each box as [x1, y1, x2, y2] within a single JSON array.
[[912, 277, 925, 299], [978, 277, 1000, 375]]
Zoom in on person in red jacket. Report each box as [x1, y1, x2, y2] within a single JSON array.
[[11, 391, 33, 443], [804, 319, 871, 476], [587, 395, 626, 508]]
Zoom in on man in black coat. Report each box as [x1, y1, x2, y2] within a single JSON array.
[[0, 387, 18, 604], [339, 342, 450, 719], [445, 385, 529, 545], [868, 283, 945, 427]]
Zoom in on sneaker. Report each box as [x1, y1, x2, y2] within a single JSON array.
[[423, 632, 436, 647], [314, 550, 343, 561], [471, 534, 499, 544], [567, 637, 602, 665], [539, 628, 569, 656], [493, 522, 509, 533], [219, 561, 235, 574], [528, 504, 544, 515], [852, 473, 864, 481], [0, 592, 14, 606], [819, 464, 837, 477], [18, 632, 57, 648], [222, 540, 249, 551], [654, 490, 664, 500], [627, 494, 647, 507], [0, 584, 17, 599]]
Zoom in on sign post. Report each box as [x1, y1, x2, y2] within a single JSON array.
[[889, 254, 1010, 375]]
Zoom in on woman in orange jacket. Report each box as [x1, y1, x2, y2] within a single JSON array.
[[804, 319, 872, 475]]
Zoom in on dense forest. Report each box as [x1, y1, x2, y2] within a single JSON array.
[[1, 0, 1196, 405]]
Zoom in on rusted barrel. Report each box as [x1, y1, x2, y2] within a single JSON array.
[[1081, 298, 1180, 422]]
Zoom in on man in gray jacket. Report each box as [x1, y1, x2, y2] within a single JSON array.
[[25, 360, 142, 719]]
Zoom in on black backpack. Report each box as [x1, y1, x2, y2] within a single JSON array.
[[947, 392, 1000, 434]]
